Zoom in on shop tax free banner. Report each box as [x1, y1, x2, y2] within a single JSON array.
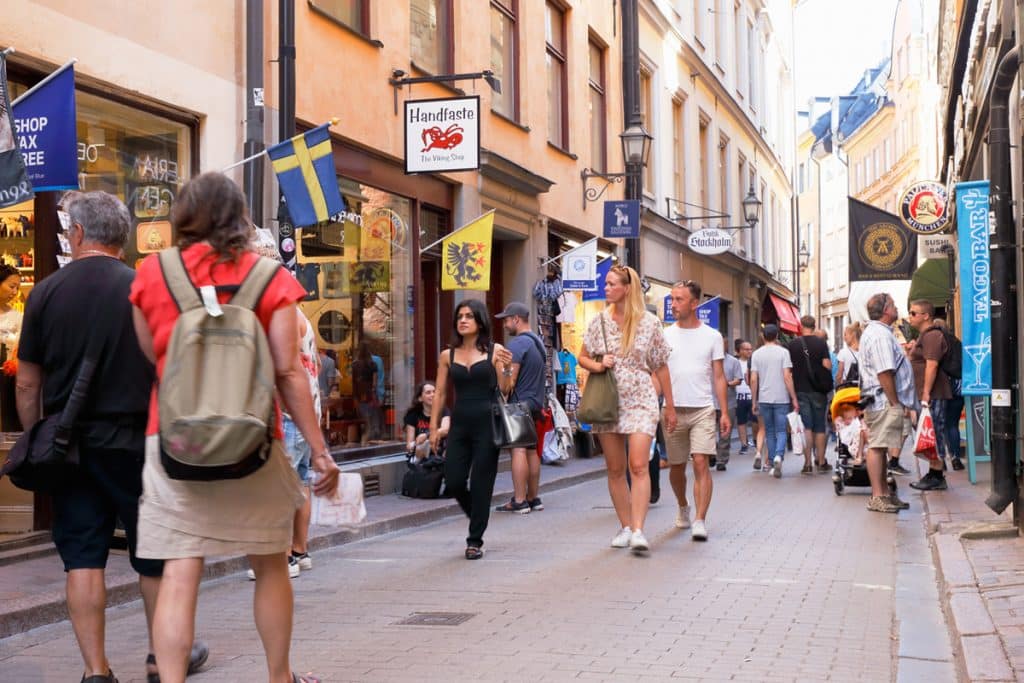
[[12, 62, 78, 192], [404, 96, 480, 174]]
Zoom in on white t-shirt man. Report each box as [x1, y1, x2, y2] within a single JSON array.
[[663, 323, 725, 407], [750, 344, 793, 404]]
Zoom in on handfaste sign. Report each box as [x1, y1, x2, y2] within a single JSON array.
[[404, 96, 480, 174]]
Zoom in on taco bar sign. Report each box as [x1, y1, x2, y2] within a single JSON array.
[[404, 96, 480, 174]]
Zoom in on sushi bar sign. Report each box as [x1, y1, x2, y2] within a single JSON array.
[[404, 96, 480, 174]]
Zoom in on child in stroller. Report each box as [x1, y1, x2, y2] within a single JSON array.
[[830, 384, 898, 498]]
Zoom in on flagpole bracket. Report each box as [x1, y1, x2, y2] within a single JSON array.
[[389, 69, 501, 115], [581, 169, 626, 210]]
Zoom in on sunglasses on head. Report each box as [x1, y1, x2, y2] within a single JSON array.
[[610, 265, 631, 283]]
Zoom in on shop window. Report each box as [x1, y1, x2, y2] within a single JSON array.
[[545, 1, 568, 150], [309, 0, 369, 34], [410, 0, 452, 75], [490, 0, 518, 119], [295, 180, 414, 455]]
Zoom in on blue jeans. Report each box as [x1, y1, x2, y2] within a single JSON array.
[[930, 398, 963, 461], [760, 403, 789, 461]]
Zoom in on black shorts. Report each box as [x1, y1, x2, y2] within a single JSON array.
[[51, 445, 163, 577]]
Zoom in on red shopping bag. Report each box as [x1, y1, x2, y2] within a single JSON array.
[[913, 405, 938, 461]]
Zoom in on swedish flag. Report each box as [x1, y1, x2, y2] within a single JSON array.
[[267, 122, 344, 227]]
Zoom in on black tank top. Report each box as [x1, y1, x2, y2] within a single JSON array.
[[449, 345, 497, 422]]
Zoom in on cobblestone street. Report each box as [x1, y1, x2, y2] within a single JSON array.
[[0, 451, 951, 682]]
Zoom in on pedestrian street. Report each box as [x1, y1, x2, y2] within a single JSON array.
[[0, 448, 949, 682]]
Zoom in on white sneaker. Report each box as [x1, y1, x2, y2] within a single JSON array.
[[628, 529, 650, 552], [675, 505, 691, 529], [691, 520, 708, 541], [611, 526, 633, 548], [293, 553, 313, 571], [772, 456, 782, 478], [247, 559, 300, 580]]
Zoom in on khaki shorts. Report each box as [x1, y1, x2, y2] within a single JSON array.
[[864, 405, 906, 450], [663, 406, 717, 464]]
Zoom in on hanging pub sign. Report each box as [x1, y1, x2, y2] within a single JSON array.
[[404, 96, 479, 174], [848, 197, 917, 281], [687, 228, 733, 255], [898, 180, 953, 234]]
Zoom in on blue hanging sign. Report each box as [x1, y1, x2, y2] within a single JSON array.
[[581, 258, 613, 301], [955, 180, 991, 395], [697, 296, 720, 330], [12, 63, 78, 191], [663, 294, 675, 323], [603, 200, 640, 238]]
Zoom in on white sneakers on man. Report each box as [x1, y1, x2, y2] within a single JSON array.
[[628, 530, 650, 552], [691, 520, 708, 541], [611, 526, 633, 548], [771, 455, 783, 479], [675, 505, 691, 530]]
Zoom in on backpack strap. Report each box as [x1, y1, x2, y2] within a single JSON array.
[[158, 247, 203, 313], [231, 256, 281, 311]]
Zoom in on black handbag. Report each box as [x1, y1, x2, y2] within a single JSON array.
[[0, 276, 121, 493], [491, 389, 538, 449], [401, 458, 445, 499]]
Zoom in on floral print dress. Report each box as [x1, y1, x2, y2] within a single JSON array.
[[582, 310, 671, 437]]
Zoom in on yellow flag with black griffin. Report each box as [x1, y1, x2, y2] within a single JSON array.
[[441, 210, 495, 291]]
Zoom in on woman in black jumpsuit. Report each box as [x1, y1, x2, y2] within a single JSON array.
[[430, 299, 513, 559]]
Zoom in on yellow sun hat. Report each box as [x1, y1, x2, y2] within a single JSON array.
[[831, 385, 861, 421]]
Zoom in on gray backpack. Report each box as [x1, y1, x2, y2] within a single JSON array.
[[157, 248, 280, 480]]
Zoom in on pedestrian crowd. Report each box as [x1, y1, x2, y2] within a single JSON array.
[[2, 173, 966, 681]]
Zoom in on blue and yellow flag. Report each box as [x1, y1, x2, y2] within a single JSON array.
[[441, 210, 494, 291], [267, 121, 343, 227]]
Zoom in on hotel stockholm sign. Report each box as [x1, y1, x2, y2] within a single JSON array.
[[404, 96, 480, 174]]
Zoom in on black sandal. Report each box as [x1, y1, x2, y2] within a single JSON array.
[[464, 546, 484, 560], [81, 671, 118, 683], [145, 640, 210, 682]]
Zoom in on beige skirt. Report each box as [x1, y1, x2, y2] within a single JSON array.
[[136, 435, 304, 560]]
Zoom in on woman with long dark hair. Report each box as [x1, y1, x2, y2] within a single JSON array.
[[130, 172, 338, 683], [429, 299, 513, 559], [578, 265, 675, 554], [404, 380, 449, 461]]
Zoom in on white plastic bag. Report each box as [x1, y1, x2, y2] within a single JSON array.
[[311, 472, 367, 526], [787, 411, 805, 455]]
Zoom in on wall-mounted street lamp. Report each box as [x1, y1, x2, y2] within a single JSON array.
[[580, 124, 654, 210], [665, 185, 763, 234], [776, 240, 810, 285]]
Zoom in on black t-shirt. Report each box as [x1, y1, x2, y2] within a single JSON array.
[[18, 257, 155, 444], [403, 406, 450, 439], [787, 334, 832, 394]]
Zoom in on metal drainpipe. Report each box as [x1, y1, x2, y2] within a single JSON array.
[[986, 45, 1019, 516], [243, 0, 264, 226]]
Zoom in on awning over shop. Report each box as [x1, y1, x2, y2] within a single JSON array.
[[908, 258, 953, 311], [764, 293, 802, 334]]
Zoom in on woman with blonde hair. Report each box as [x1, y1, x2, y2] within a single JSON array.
[[836, 322, 862, 383], [578, 265, 676, 553]]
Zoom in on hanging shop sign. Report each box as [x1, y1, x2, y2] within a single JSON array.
[[602, 200, 640, 238], [848, 197, 917, 281], [581, 257, 613, 301], [12, 61, 78, 192], [898, 180, 952, 235], [955, 180, 991, 396], [0, 55, 33, 208], [687, 228, 733, 256], [917, 233, 956, 261], [697, 296, 720, 329], [404, 96, 479, 174]]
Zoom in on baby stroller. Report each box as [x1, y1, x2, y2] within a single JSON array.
[[830, 385, 898, 497]]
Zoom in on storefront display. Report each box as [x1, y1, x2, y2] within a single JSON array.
[[297, 178, 414, 453]]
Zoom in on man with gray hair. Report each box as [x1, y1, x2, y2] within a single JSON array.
[[16, 191, 207, 682], [858, 292, 913, 513]]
